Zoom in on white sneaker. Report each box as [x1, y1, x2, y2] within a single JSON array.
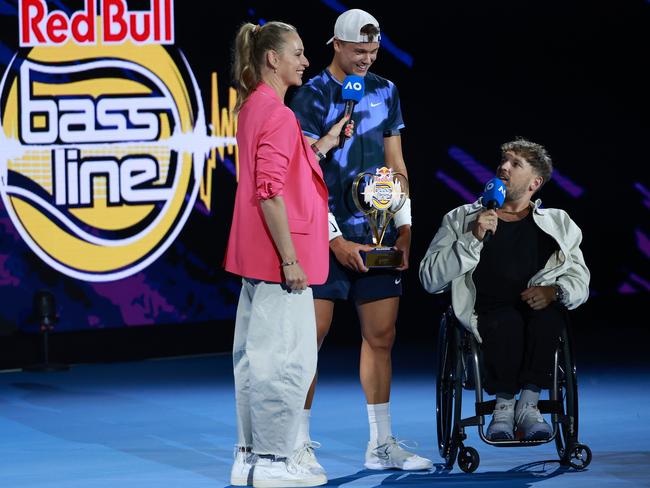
[[364, 436, 433, 471], [253, 456, 327, 488], [230, 448, 254, 486], [292, 441, 326, 477], [486, 402, 515, 441], [515, 402, 553, 440]]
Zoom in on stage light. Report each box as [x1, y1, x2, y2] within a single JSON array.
[[23, 290, 69, 372]]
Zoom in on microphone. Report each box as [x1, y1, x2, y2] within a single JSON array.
[[338, 75, 364, 148], [481, 177, 506, 243]]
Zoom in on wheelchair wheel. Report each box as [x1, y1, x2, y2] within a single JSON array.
[[457, 446, 480, 473], [436, 310, 460, 468], [554, 328, 589, 468], [568, 443, 592, 470]]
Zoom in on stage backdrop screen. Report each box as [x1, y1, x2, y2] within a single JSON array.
[[0, 0, 244, 331], [1, 1, 648, 333]]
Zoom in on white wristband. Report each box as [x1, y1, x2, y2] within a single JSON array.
[[393, 197, 412, 228], [328, 212, 342, 241]]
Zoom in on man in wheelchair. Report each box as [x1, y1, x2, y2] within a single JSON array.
[[419, 138, 590, 441]]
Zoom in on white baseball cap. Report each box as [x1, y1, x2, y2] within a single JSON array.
[[326, 9, 381, 44]]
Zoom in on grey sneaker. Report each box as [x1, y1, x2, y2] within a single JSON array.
[[486, 402, 515, 440], [230, 447, 254, 486], [253, 456, 327, 488], [292, 441, 326, 477], [515, 402, 553, 440], [364, 436, 433, 471]]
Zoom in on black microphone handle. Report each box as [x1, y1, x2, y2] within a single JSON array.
[[482, 200, 499, 244], [338, 101, 355, 148]]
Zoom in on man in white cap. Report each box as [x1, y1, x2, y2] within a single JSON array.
[[291, 8, 432, 472]]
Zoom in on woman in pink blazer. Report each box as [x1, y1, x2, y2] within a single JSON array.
[[225, 21, 351, 488]]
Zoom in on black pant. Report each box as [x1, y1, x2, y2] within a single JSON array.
[[477, 303, 566, 395]]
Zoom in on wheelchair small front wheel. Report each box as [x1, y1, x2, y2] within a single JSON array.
[[568, 443, 592, 470], [457, 446, 480, 473]]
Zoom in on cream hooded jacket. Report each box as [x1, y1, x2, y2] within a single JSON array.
[[419, 199, 590, 343]]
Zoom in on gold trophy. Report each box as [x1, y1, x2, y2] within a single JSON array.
[[352, 166, 409, 268]]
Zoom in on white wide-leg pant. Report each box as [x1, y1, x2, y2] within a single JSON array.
[[233, 278, 317, 457]]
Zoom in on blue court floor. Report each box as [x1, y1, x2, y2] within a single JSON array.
[[0, 345, 649, 487]]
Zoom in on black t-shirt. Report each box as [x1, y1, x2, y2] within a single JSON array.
[[473, 212, 558, 314]]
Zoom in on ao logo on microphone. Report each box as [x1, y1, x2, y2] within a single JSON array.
[[344, 80, 363, 91], [341, 75, 364, 104], [485, 181, 506, 199], [0, 0, 205, 282]]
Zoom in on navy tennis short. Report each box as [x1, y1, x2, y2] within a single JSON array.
[[312, 252, 403, 302]]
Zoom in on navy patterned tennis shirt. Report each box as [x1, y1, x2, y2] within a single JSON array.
[[290, 68, 404, 245]]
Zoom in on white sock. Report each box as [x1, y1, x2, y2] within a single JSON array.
[[495, 392, 515, 407], [294, 409, 311, 449], [519, 384, 541, 407], [367, 402, 392, 446]]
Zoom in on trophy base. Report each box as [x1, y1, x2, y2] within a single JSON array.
[[360, 247, 403, 269]]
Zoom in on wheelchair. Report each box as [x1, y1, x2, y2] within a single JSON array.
[[436, 307, 592, 473]]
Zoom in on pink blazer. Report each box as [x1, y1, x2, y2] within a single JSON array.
[[224, 83, 329, 285]]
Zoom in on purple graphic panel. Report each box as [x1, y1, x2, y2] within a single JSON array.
[[552, 170, 584, 198], [436, 170, 476, 203], [634, 183, 650, 210], [636, 229, 650, 260], [448, 146, 494, 184]]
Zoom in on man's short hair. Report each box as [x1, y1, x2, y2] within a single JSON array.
[[501, 138, 553, 188]]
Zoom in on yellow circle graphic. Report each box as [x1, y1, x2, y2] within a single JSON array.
[[0, 35, 206, 281]]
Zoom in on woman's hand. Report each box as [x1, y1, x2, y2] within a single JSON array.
[[283, 262, 308, 292], [316, 115, 355, 154]]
